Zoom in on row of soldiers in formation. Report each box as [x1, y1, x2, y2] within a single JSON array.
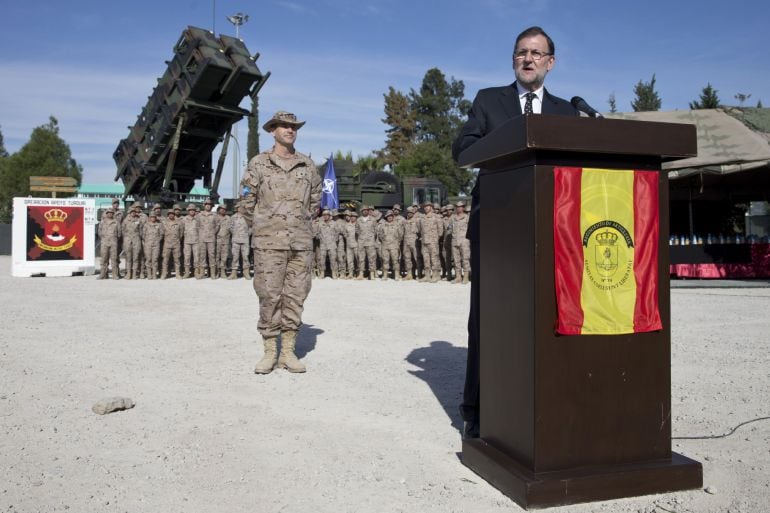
[[96, 197, 471, 283], [97, 198, 251, 280], [312, 201, 470, 283]]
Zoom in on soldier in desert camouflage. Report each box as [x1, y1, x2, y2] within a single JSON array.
[[240, 111, 321, 374], [142, 211, 164, 279], [376, 210, 404, 280], [342, 211, 359, 279], [98, 209, 121, 280], [198, 198, 219, 278], [441, 203, 455, 281], [355, 204, 378, 279], [314, 209, 339, 279], [450, 201, 471, 283], [229, 204, 251, 279], [212, 205, 230, 279], [182, 203, 200, 279], [419, 202, 445, 282], [122, 207, 143, 279], [403, 206, 421, 280], [161, 209, 183, 279], [335, 210, 348, 279]]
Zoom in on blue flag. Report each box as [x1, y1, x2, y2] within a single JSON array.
[[320, 154, 339, 210]]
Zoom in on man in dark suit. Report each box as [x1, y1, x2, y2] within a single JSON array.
[[452, 26, 579, 440]]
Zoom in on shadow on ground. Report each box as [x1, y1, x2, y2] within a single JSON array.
[[405, 340, 466, 433], [296, 323, 323, 359]]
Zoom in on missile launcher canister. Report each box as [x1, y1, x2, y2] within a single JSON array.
[[113, 26, 270, 206]]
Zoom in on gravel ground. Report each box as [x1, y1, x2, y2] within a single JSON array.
[[1, 255, 769, 513]]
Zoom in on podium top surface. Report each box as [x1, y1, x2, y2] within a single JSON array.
[[458, 114, 698, 169]]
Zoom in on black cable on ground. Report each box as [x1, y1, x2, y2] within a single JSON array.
[[673, 416, 770, 440]]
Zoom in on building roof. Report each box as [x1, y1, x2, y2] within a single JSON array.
[[607, 109, 770, 179]]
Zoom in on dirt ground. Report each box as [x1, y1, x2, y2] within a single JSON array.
[[1, 255, 769, 513]]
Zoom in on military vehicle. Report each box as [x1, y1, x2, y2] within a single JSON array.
[[113, 26, 269, 207], [321, 158, 447, 211]]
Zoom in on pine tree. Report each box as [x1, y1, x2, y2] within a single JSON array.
[[631, 74, 662, 112], [608, 93, 617, 113], [0, 117, 82, 222], [0, 126, 8, 158], [246, 96, 260, 161], [381, 86, 415, 167], [409, 68, 471, 148], [689, 83, 720, 109], [758, 100, 764, 108]]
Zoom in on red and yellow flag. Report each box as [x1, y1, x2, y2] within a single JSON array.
[[554, 167, 661, 335]]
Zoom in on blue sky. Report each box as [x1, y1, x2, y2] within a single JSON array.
[[1, 0, 769, 197]]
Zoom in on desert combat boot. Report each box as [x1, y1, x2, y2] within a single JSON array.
[[254, 336, 278, 374], [277, 330, 306, 373]]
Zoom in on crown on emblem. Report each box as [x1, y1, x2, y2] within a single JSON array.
[[44, 208, 68, 223], [595, 230, 618, 246]]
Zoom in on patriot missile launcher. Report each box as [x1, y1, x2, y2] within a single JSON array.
[[113, 26, 269, 206]]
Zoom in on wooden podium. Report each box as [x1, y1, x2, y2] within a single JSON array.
[[457, 115, 703, 508]]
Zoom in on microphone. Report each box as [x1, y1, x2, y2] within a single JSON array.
[[570, 96, 603, 118]]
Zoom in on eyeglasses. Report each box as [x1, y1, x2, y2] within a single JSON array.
[[513, 50, 552, 62]]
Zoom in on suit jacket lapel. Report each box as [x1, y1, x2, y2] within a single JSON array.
[[498, 82, 521, 119], [541, 87, 558, 114]]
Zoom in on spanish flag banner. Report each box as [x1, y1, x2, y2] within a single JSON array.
[[553, 167, 662, 335]]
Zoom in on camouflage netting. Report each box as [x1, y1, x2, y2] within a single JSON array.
[[607, 109, 770, 178]]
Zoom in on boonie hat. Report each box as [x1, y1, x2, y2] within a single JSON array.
[[263, 111, 306, 132]]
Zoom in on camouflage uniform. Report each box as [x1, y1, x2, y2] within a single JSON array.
[[451, 202, 471, 283], [109, 199, 124, 269], [403, 207, 421, 280], [142, 213, 164, 279], [442, 205, 454, 280], [182, 204, 200, 278], [335, 211, 348, 278], [198, 199, 219, 278], [314, 212, 339, 278], [311, 216, 322, 277], [355, 207, 378, 279], [418, 205, 444, 282], [376, 212, 404, 280], [240, 146, 321, 338], [343, 212, 359, 278], [161, 211, 183, 279], [98, 211, 121, 279], [215, 207, 232, 279], [230, 207, 251, 279], [133, 203, 149, 278], [121, 210, 143, 279]]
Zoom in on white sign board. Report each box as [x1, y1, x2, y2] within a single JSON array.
[[11, 197, 96, 277]]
